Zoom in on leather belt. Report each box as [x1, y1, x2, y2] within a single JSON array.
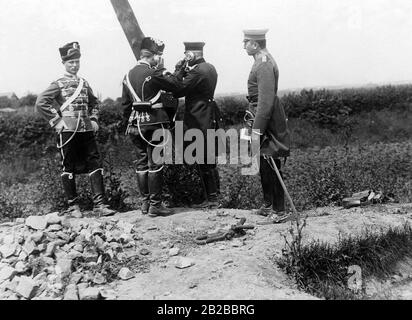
[[62, 110, 88, 117]]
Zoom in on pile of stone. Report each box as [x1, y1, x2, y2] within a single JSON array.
[[0, 213, 139, 300]]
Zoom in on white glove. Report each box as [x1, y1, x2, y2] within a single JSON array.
[[54, 119, 66, 134], [91, 121, 99, 132]]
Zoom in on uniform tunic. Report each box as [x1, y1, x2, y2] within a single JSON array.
[[35, 73, 102, 174], [35, 74, 99, 132], [122, 61, 182, 172], [247, 50, 290, 158], [174, 58, 219, 133]]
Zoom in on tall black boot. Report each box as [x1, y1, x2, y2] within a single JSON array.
[[212, 167, 221, 195], [136, 171, 150, 215], [271, 159, 286, 213], [193, 169, 220, 209], [253, 157, 276, 216], [61, 173, 82, 218], [148, 171, 172, 217], [89, 169, 115, 217]]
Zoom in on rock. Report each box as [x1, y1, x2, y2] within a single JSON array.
[[5, 277, 19, 293], [169, 248, 180, 257], [147, 225, 158, 231], [94, 235, 106, 251], [83, 247, 99, 263], [67, 250, 82, 260], [54, 249, 69, 261], [60, 217, 71, 229], [15, 218, 25, 224], [56, 231, 70, 242], [45, 212, 62, 225], [0, 244, 18, 258], [2, 234, 15, 245], [15, 276, 37, 299], [79, 286, 100, 300], [71, 211, 83, 219], [63, 284, 79, 300], [47, 224, 63, 232], [99, 288, 117, 300], [45, 242, 57, 257], [92, 273, 107, 285], [22, 240, 37, 256], [139, 248, 151, 256], [118, 267, 135, 280], [30, 231, 44, 244], [73, 244, 84, 253], [33, 272, 47, 285], [55, 258, 72, 278], [0, 266, 17, 283], [91, 228, 104, 236], [15, 261, 27, 273], [117, 221, 134, 234], [25, 216, 47, 231], [69, 272, 83, 285], [120, 233, 133, 244], [175, 257, 195, 269], [44, 231, 59, 240]]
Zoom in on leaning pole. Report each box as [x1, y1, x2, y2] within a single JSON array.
[[110, 0, 145, 61]]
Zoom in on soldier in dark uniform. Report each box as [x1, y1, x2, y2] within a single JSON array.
[[122, 37, 182, 217], [35, 42, 115, 217], [243, 29, 291, 219], [173, 42, 221, 209]]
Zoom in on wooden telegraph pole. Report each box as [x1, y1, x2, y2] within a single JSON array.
[[110, 0, 145, 61]]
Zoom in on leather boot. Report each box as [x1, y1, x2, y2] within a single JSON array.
[[212, 167, 221, 195], [192, 169, 220, 209], [61, 173, 82, 218], [148, 171, 172, 217], [136, 171, 150, 215], [89, 169, 116, 217], [259, 157, 276, 211]]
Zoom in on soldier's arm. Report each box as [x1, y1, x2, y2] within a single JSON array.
[[121, 80, 133, 121], [252, 62, 276, 135], [151, 70, 184, 95], [86, 83, 100, 123], [173, 69, 201, 98], [35, 81, 62, 128]]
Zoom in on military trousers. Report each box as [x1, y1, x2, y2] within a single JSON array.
[[58, 131, 102, 175]]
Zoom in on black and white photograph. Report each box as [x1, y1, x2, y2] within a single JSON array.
[[0, 0, 411, 307]]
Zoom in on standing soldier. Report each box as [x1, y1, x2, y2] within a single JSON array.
[[35, 42, 115, 217], [174, 42, 221, 209], [122, 37, 182, 217], [243, 29, 291, 220]]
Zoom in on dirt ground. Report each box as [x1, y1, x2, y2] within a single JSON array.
[[87, 202, 412, 300], [1, 202, 411, 300]]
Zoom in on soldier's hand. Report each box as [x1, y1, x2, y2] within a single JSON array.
[[91, 120, 99, 133], [175, 59, 186, 71], [54, 119, 66, 134], [251, 131, 261, 157]]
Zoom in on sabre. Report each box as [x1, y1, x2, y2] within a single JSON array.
[[110, 0, 145, 61]]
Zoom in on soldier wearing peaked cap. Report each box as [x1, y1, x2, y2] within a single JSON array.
[[121, 37, 182, 217], [243, 29, 291, 218], [173, 42, 223, 209], [35, 42, 115, 217]]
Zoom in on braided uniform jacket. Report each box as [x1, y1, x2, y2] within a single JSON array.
[[35, 74, 99, 132]]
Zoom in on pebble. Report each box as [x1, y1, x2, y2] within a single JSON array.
[[0, 266, 17, 283], [63, 284, 79, 300], [118, 268, 135, 280], [169, 248, 180, 256], [139, 248, 151, 256], [175, 257, 195, 269]]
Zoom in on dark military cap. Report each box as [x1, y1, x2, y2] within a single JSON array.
[[184, 42, 205, 52], [141, 37, 165, 55], [59, 42, 81, 62], [243, 29, 269, 41]]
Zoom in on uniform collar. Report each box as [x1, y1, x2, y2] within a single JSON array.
[[137, 60, 151, 67], [64, 73, 79, 79]]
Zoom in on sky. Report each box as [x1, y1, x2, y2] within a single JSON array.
[[0, 0, 412, 99]]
